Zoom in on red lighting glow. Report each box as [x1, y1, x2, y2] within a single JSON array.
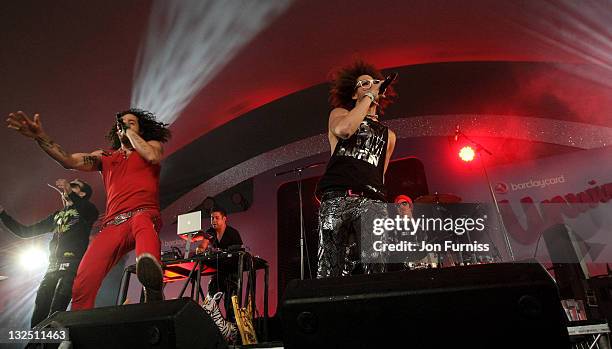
[[459, 146, 475, 162]]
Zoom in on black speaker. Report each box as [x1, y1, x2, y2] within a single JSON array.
[[281, 263, 569, 348], [34, 298, 227, 349], [543, 224, 600, 319]]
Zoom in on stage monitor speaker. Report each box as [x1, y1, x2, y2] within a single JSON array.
[[281, 263, 569, 348], [543, 223, 589, 276], [34, 298, 227, 349]]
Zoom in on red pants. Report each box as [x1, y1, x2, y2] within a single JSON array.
[[71, 210, 162, 310]]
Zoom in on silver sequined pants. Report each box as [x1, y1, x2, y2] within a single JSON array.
[[316, 196, 388, 278]]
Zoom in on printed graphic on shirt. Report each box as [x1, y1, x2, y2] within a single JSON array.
[[336, 119, 386, 166], [54, 209, 79, 233]]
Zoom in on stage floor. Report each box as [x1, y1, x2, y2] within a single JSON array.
[[230, 342, 284, 349]]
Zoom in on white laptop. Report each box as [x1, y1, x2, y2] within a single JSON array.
[[177, 211, 202, 236]]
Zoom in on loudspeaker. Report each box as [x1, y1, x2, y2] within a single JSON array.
[[34, 298, 227, 349], [543, 223, 589, 268], [281, 263, 569, 348], [543, 224, 599, 319]]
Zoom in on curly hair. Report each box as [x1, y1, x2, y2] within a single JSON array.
[[106, 108, 171, 150], [329, 60, 396, 112]]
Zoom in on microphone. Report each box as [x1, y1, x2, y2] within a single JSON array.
[[116, 115, 128, 132], [454, 125, 460, 141], [379, 72, 398, 96]]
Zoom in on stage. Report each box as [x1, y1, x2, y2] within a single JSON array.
[[2, 1, 612, 348]]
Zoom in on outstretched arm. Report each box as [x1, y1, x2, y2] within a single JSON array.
[[0, 205, 55, 239], [6, 111, 102, 171]]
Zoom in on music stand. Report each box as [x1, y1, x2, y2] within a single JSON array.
[[455, 129, 515, 261], [275, 162, 324, 280]]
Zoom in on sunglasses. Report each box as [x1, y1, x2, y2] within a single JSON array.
[[355, 79, 382, 89]]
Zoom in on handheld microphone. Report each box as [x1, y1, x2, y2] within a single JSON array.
[[116, 115, 127, 132], [379, 72, 398, 96], [454, 125, 460, 141]]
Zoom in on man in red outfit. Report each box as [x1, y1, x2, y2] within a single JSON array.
[[6, 109, 171, 309]]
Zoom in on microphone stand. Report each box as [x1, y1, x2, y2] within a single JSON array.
[[456, 130, 515, 261], [276, 162, 325, 280]]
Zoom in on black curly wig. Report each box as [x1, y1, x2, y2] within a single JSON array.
[[329, 60, 396, 113], [106, 108, 171, 150]]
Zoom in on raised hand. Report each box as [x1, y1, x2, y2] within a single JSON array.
[[55, 179, 70, 194], [7, 111, 102, 171], [6, 111, 45, 139]]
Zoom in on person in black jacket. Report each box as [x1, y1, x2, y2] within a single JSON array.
[[196, 207, 243, 320], [0, 179, 98, 327]]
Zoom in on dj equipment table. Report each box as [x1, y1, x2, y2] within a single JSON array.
[[116, 251, 269, 338]]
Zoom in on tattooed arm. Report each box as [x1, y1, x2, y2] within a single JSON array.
[[35, 134, 103, 171], [125, 128, 163, 165], [6, 111, 102, 171]]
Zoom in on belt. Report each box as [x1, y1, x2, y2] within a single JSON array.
[[321, 189, 382, 202], [103, 208, 148, 227], [47, 258, 81, 272]]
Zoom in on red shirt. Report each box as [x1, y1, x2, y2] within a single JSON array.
[[100, 150, 160, 224]]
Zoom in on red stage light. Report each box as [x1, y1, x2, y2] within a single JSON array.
[[459, 146, 475, 162]]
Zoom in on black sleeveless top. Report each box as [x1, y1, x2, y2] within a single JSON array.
[[317, 116, 388, 200]]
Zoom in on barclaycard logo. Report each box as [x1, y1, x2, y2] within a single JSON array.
[[496, 175, 566, 194], [503, 175, 567, 193], [495, 182, 509, 194]]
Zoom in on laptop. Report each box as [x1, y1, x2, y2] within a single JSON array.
[[177, 211, 202, 258], [177, 211, 202, 236]]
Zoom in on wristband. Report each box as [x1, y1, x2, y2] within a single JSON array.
[[363, 92, 376, 103]]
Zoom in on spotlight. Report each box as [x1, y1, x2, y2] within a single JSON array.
[[19, 247, 48, 271], [131, 0, 292, 124], [459, 146, 476, 162]]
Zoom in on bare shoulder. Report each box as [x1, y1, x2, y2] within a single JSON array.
[[388, 129, 396, 141], [329, 107, 349, 119], [328, 107, 349, 129]]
